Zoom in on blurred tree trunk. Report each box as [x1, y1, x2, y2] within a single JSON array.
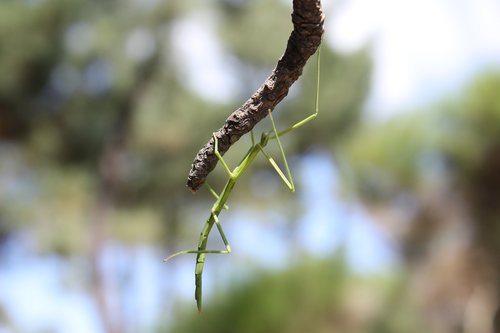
[[88, 54, 159, 333], [342, 74, 500, 332]]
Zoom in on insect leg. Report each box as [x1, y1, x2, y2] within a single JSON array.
[[213, 134, 234, 178]]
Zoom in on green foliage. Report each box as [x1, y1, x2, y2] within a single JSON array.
[[340, 112, 436, 201], [0, 1, 70, 97], [218, 0, 291, 66], [166, 256, 348, 333], [447, 73, 500, 173], [164, 255, 424, 333], [338, 70, 500, 333], [340, 70, 500, 204]]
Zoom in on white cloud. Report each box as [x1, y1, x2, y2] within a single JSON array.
[[170, 12, 242, 104], [326, 0, 500, 119]]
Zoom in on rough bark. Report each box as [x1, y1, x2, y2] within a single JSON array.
[[186, 0, 324, 192]]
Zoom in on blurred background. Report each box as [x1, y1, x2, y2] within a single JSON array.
[[1, 0, 500, 332]]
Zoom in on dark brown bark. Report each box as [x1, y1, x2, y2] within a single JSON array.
[[186, 0, 324, 192]]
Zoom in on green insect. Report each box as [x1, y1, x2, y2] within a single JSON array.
[[165, 49, 321, 311]]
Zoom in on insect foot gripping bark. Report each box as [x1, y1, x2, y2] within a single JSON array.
[[165, 0, 324, 312]]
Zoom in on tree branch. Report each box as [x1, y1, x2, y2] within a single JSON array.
[[187, 0, 324, 192]]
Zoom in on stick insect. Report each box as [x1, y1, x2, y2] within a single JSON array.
[[165, 49, 321, 312]]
